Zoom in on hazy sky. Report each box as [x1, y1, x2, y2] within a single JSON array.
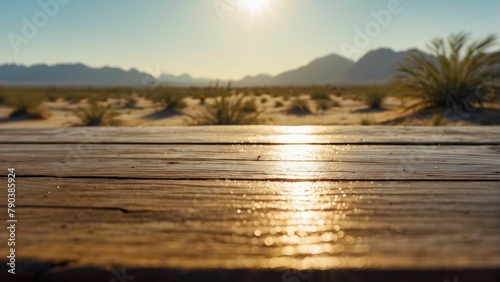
[[1, 0, 499, 79]]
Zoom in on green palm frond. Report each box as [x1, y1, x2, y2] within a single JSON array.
[[396, 32, 498, 110]]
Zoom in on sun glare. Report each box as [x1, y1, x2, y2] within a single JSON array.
[[238, 0, 276, 32], [244, 0, 269, 12]]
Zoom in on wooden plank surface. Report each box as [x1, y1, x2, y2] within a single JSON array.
[[0, 126, 499, 144], [0, 178, 499, 270], [0, 126, 499, 281], [2, 144, 499, 180]]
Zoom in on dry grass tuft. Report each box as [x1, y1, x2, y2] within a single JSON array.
[[72, 101, 123, 126]]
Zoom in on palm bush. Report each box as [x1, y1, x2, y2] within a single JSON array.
[[396, 32, 498, 110], [191, 94, 262, 125], [72, 101, 123, 126]]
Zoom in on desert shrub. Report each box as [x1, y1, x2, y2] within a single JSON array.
[[270, 89, 284, 98], [30, 107, 52, 119], [191, 94, 261, 125], [45, 93, 60, 102], [331, 100, 341, 107], [98, 95, 109, 102], [199, 95, 207, 105], [241, 89, 251, 96], [274, 100, 284, 108], [310, 92, 331, 100], [397, 32, 498, 110], [315, 99, 331, 111], [72, 101, 123, 126], [64, 93, 87, 104], [9, 96, 51, 119], [287, 98, 312, 114], [364, 89, 386, 109], [123, 93, 139, 108], [151, 91, 187, 111], [242, 98, 258, 113], [261, 97, 268, 104]]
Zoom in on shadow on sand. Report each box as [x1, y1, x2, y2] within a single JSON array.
[[352, 107, 387, 114], [285, 108, 314, 116], [381, 107, 500, 125], [143, 108, 183, 120], [0, 114, 37, 123]]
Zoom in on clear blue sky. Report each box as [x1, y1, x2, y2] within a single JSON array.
[[1, 0, 499, 79]]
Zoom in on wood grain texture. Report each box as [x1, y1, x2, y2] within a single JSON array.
[[0, 126, 499, 144], [0, 126, 499, 281], [2, 144, 499, 180], [0, 178, 499, 270]]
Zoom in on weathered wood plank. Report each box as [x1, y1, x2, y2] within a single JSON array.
[[1, 126, 499, 144], [0, 126, 499, 280], [9, 178, 500, 211], [0, 179, 499, 270], [2, 144, 499, 161], [2, 144, 499, 180]]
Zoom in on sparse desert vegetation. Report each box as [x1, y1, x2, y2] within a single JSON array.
[[315, 99, 332, 112], [310, 92, 331, 101], [150, 89, 188, 112], [7, 95, 51, 120], [363, 88, 386, 109], [242, 98, 259, 113], [0, 74, 498, 127], [72, 101, 123, 126], [287, 97, 313, 115], [191, 94, 262, 125]]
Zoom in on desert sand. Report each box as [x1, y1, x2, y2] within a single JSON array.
[[0, 93, 499, 128]]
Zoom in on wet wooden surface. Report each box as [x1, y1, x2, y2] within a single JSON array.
[[0, 126, 499, 282]]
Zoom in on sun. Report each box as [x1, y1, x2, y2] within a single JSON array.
[[244, 0, 269, 12]]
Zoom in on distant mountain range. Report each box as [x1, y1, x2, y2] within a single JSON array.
[[0, 63, 155, 87], [236, 53, 355, 87], [1, 48, 498, 87]]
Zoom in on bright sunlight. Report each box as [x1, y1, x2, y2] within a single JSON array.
[[244, 0, 269, 12]]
